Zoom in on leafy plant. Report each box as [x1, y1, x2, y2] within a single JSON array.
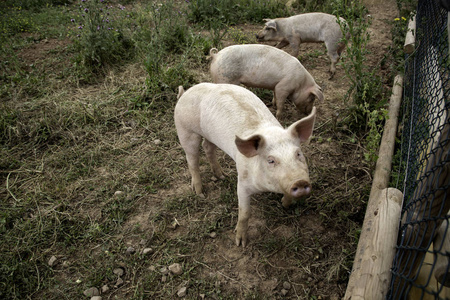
[[334, 0, 387, 163], [70, 0, 133, 72], [186, 0, 289, 28]]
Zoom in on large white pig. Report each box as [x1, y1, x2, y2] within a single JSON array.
[[256, 12, 348, 78], [209, 44, 323, 119], [174, 83, 316, 247]]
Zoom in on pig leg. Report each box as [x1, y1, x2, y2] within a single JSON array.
[[235, 181, 252, 247], [325, 42, 340, 79], [202, 139, 225, 180], [178, 131, 204, 196], [275, 39, 289, 49], [273, 85, 290, 119]]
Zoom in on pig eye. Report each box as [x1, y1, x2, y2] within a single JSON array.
[[267, 156, 276, 165], [296, 150, 305, 162]]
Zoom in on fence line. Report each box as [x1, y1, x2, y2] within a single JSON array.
[[387, 0, 450, 298]]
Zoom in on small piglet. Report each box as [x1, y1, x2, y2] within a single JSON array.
[[256, 12, 348, 78], [174, 83, 316, 247], [209, 44, 323, 119]]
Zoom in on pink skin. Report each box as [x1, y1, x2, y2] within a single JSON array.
[[175, 83, 316, 247], [209, 45, 323, 119], [255, 12, 348, 79]]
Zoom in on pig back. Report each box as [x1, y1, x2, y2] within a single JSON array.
[[211, 45, 302, 88], [176, 83, 279, 160], [286, 13, 342, 42]]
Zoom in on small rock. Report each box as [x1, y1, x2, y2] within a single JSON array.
[[113, 267, 125, 277], [91, 297, 102, 300], [101, 284, 109, 293], [160, 267, 169, 275], [83, 287, 100, 297], [154, 139, 161, 145], [209, 232, 217, 238], [281, 289, 289, 296], [142, 248, 153, 255], [161, 275, 167, 283], [200, 294, 205, 299], [149, 265, 156, 272], [114, 191, 124, 197], [48, 256, 57, 267], [177, 286, 187, 297], [115, 277, 124, 287], [171, 218, 180, 229], [126, 247, 136, 255], [169, 263, 183, 275], [139, 239, 147, 245], [283, 281, 291, 290]]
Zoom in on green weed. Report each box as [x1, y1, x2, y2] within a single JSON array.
[[186, 0, 290, 28], [70, 0, 133, 72]]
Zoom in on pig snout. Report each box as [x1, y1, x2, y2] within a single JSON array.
[[290, 180, 311, 198]]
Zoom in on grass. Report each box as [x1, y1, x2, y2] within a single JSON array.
[[0, 0, 404, 299]]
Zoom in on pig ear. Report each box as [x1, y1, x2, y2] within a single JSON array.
[[265, 20, 277, 31], [288, 106, 316, 142], [311, 85, 324, 102], [235, 134, 265, 157]]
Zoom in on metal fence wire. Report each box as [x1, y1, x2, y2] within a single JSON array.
[[387, 0, 450, 299]]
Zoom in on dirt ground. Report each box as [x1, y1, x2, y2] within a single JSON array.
[[12, 0, 401, 298]]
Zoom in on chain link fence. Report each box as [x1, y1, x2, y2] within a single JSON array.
[[387, 0, 450, 298]]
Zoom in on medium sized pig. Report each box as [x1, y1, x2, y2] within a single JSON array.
[[256, 12, 348, 78], [174, 83, 316, 247], [209, 44, 323, 119]]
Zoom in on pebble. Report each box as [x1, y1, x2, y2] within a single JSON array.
[[169, 263, 183, 275], [142, 248, 153, 255], [209, 232, 217, 238], [161, 275, 167, 283], [283, 281, 291, 290], [160, 267, 169, 275], [83, 287, 99, 297], [113, 267, 125, 277], [101, 284, 109, 293], [114, 191, 124, 197], [126, 247, 136, 255], [281, 289, 289, 296], [171, 219, 180, 229], [48, 256, 57, 267], [149, 265, 156, 272], [177, 287, 187, 297], [154, 139, 161, 145], [91, 297, 102, 300], [115, 277, 124, 287]]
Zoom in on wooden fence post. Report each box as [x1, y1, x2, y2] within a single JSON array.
[[344, 75, 404, 299]]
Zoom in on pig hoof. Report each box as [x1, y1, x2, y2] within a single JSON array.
[[211, 174, 225, 181], [235, 236, 247, 247], [235, 232, 247, 247]]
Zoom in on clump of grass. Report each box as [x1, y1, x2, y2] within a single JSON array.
[[70, 0, 133, 72], [186, 0, 290, 28], [333, 0, 387, 163]]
